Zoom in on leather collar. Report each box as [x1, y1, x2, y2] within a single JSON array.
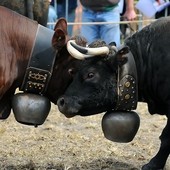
[[20, 25, 56, 95], [115, 50, 138, 111]]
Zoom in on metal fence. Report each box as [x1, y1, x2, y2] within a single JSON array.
[[47, 0, 169, 38]]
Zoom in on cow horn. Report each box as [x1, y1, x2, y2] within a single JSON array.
[[110, 45, 118, 53], [67, 40, 110, 60]]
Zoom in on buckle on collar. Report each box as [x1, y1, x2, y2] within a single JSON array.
[[20, 25, 55, 95]]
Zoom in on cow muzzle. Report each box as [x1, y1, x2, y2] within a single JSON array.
[[57, 96, 81, 118]]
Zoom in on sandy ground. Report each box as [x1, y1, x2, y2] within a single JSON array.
[[0, 102, 169, 170]]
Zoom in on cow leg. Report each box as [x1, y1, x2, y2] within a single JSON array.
[[0, 96, 11, 119], [142, 115, 170, 170], [0, 89, 15, 119]]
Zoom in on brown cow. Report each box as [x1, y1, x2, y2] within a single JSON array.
[[0, 6, 86, 119]]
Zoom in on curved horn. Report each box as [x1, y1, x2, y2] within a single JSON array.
[[67, 40, 110, 60], [110, 45, 118, 53]]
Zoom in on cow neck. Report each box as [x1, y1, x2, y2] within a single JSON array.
[[20, 25, 56, 95], [115, 49, 138, 111]]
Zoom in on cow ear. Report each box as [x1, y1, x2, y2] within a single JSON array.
[[52, 28, 67, 49], [116, 46, 129, 66], [54, 18, 67, 35]]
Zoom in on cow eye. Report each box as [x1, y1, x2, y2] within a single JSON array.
[[87, 72, 94, 79], [68, 68, 74, 76]]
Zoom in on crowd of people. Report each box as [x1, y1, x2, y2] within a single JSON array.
[[79, 0, 136, 46], [47, 0, 170, 45]]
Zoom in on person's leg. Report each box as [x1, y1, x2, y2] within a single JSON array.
[[81, 9, 99, 44], [67, 9, 76, 36], [57, 3, 64, 18], [98, 7, 120, 46], [47, 5, 57, 30]]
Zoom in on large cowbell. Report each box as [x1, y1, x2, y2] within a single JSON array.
[[12, 25, 55, 127], [102, 49, 140, 143], [12, 93, 51, 127]]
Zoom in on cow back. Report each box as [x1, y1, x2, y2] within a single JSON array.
[[0, 6, 38, 98]]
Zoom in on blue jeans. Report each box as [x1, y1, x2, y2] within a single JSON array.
[[66, 10, 76, 36], [47, 5, 57, 30], [57, 4, 76, 36], [81, 6, 120, 46]]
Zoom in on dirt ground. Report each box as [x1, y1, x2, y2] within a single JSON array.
[[0, 102, 170, 170]]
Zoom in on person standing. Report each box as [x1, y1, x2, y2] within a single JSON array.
[[47, 0, 57, 30], [57, 0, 77, 36], [79, 0, 136, 46], [155, 0, 170, 18]]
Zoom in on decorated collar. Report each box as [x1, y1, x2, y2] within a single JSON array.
[[115, 50, 138, 111], [20, 25, 56, 95]]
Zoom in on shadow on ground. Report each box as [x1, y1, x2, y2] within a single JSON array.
[[0, 158, 139, 170]]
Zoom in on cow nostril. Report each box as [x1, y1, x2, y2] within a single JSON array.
[[58, 97, 65, 107]]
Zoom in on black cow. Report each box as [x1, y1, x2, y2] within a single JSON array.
[[57, 17, 170, 170]]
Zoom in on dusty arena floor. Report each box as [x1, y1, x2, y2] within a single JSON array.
[[0, 102, 169, 170]]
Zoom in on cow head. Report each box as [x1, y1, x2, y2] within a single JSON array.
[[45, 18, 87, 104], [57, 40, 133, 118]]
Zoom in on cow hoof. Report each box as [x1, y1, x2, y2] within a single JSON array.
[[0, 96, 12, 119], [142, 163, 164, 170], [0, 103, 11, 119], [12, 93, 51, 127]]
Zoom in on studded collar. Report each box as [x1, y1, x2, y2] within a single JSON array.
[[20, 25, 56, 95], [115, 50, 138, 111]]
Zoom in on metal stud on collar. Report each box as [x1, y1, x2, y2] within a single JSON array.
[[115, 50, 138, 111], [116, 75, 137, 111]]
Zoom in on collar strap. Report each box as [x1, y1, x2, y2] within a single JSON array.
[[115, 50, 138, 111], [20, 25, 56, 95]]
